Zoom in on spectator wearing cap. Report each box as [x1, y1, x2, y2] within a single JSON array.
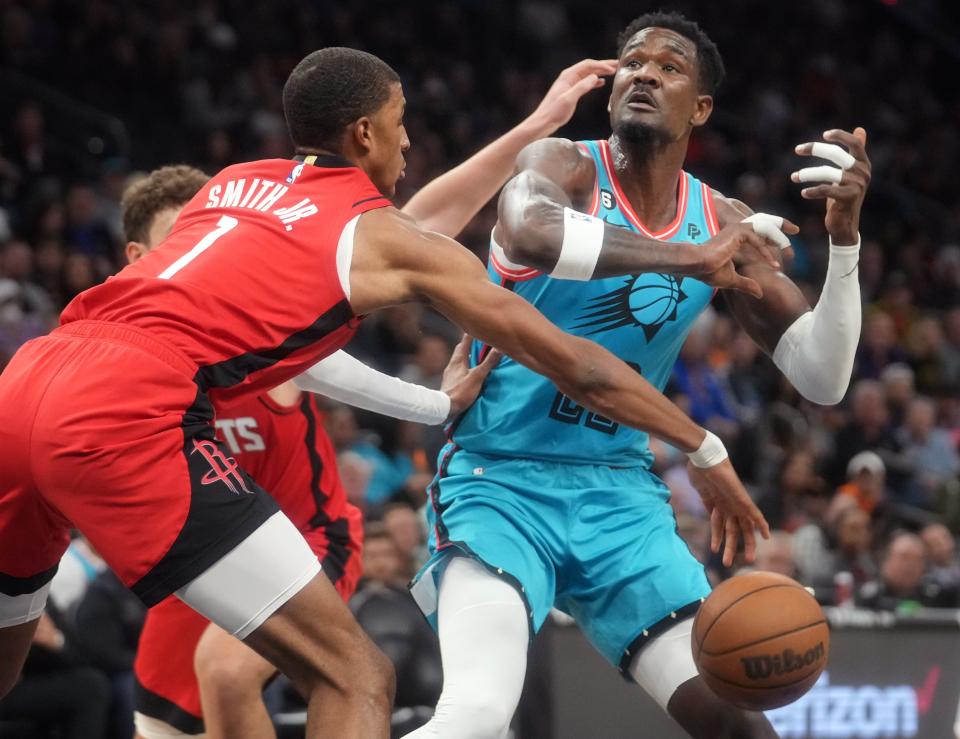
[[858, 532, 957, 611], [837, 451, 887, 516]]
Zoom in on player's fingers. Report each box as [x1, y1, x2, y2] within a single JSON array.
[[723, 516, 740, 567], [475, 346, 503, 375], [742, 213, 791, 249], [800, 184, 859, 200], [710, 507, 723, 554], [794, 141, 856, 169], [743, 231, 781, 268], [563, 74, 602, 99], [742, 521, 758, 564], [791, 165, 842, 184], [823, 129, 868, 161], [564, 58, 618, 80], [451, 334, 472, 362], [781, 218, 800, 235], [729, 272, 763, 300]]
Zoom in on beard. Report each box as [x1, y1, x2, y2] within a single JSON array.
[[612, 119, 670, 162]]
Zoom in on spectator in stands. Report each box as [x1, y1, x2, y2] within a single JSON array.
[[828, 381, 903, 487], [383, 502, 429, 578], [670, 311, 739, 443], [71, 569, 146, 739], [921, 523, 960, 603], [880, 363, 915, 428], [941, 307, 960, 389], [898, 396, 960, 508], [0, 610, 111, 739], [858, 532, 956, 611], [855, 312, 909, 382], [351, 525, 442, 725], [744, 530, 796, 579], [837, 451, 887, 516]]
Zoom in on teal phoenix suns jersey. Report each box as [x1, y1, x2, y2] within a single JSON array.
[[452, 139, 722, 467]]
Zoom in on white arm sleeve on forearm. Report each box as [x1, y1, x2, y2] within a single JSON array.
[[293, 351, 451, 425], [772, 237, 862, 405]]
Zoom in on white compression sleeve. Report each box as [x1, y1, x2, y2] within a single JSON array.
[[402, 556, 529, 739], [773, 237, 862, 405], [292, 351, 451, 425]]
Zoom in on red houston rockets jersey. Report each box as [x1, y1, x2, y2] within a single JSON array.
[[213, 389, 348, 529], [60, 155, 392, 402]]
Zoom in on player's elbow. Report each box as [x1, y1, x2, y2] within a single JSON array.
[[498, 179, 562, 271]]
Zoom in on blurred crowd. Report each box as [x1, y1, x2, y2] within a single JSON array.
[[1, 0, 959, 736]]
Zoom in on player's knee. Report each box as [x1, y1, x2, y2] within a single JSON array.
[[195, 645, 261, 700], [443, 689, 515, 739], [341, 639, 395, 708]]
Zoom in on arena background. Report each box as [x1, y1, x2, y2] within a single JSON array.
[[1, 0, 959, 737]]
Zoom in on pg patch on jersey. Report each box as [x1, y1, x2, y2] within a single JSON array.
[[573, 273, 688, 341]]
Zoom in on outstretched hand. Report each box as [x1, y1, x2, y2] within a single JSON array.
[[792, 127, 871, 245], [696, 216, 799, 298], [441, 335, 501, 420], [687, 458, 771, 567], [528, 58, 618, 133]]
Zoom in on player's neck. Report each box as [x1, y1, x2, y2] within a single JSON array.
[[608, 135, 688, 233]]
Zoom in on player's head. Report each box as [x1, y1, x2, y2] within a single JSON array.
[[283, 47, 408, 197], [122, 165, 209, 264], [609, 11, 724, 150]]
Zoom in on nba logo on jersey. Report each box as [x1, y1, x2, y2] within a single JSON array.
[[286, 162, 306, 185]]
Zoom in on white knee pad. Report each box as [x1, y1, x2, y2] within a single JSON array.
[[628, 617, 699, 710]]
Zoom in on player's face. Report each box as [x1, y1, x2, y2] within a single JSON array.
[[609, 27, 713, 144], [124, 205, 183, 265], [366, 83, 410, 197]]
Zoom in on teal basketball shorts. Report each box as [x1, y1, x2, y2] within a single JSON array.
[[410, 443, 711, 677]]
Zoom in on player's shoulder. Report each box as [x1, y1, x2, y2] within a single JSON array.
[[708, 188, 754, 227], [517, 137, 594, 171]]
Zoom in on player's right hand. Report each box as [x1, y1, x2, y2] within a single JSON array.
[[695, 218, 799, 298], [528, 58, 618, 134], [441, 335, 501, 421], [687, 458, 771, 567]]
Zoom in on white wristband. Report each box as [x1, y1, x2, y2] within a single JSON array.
[[551, 207, 604, 280], [686, 430, 728, 469]]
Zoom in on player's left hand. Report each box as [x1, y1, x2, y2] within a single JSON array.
[[441, 335, 501, 420], [791, 127, 871, 246], [528, 58, 619, 133], [687, 459, 771, 567]]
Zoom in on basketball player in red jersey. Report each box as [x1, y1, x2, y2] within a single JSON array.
[[0, 47, 773, 738], [130, 60, 615, 738]]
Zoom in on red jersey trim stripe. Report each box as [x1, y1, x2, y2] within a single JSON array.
[[599, 140, 688, 239], [577, 142, 601, 216], [702, 182, 720, 236], [489, 242, 541, 282]]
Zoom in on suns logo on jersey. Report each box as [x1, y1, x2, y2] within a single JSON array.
[[572, 273, 688, 340]]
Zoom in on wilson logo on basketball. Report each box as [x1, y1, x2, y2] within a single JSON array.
[[191, 439, 253, 495], [741, 643, 825, 681]]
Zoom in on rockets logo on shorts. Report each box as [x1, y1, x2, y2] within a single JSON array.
[[190, 439, 253, 495]]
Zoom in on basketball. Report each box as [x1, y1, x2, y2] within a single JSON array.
[[692, 572, 829, 711]]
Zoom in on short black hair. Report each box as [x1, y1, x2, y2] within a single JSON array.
[[283, 47, 400, 152], [616, 11, 725, 96]]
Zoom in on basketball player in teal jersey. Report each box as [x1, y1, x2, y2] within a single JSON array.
[[405, 12, 870, 739]]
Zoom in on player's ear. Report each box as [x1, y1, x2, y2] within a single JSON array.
[[353, 116, 375, 154], [125, 241, 147, 265], [691, 94, 713, 128]]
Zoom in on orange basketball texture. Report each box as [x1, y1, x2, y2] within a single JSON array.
[[692, 572, 829, 711]]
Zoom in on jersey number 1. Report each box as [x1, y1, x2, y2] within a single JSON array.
[[158, 215, 238, 280]]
